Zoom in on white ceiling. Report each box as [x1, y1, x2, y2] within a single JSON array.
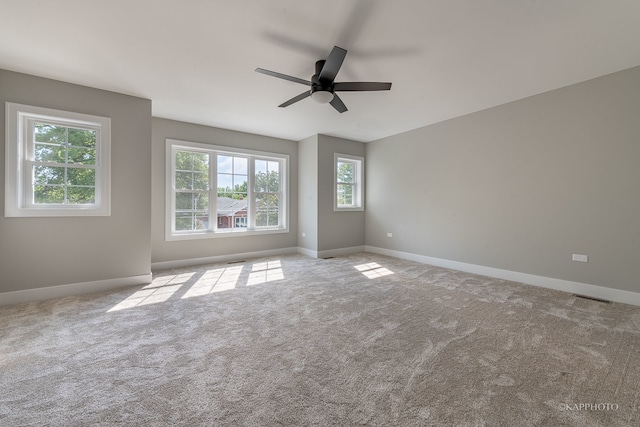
[[1, 0, 639, 142]]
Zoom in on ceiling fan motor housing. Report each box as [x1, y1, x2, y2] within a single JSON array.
[[310, 60, 335, 103], [312, 60, 334, 94]]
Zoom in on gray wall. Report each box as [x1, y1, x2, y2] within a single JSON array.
[[317, 135, 365, 252], [0, 69, 152, 293], [297, 135, 318, 251], [296, 134, 366, 254], [151, 118, 298, 264], [366, 66, 640, 293]]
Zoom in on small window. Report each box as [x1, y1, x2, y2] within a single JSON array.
[[5, 103, 111, 217], [334, 153, 364, 211], [166, 139, 288, 240]]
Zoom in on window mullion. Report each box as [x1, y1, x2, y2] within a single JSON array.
[[211, 152, 217, 232], [171, 148, 176, 233], [248, 157, 255, 230]]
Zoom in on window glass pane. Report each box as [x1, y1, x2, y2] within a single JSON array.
[[34, 166, 65, 185], [256, 209, 268, 227], [192, 172, 209, 190], [255, 193, 279, 227], [67, 186, 95, 204], [175, 192, 192, 210], [33, 185, 64, 204], [217, 155, 233, 173], [175, 212, 193, 231], [267, 162, 280, 192], [194, 192, 209, 210], [337, 183, 354, 206], [175, 151, 193, 171], [175, 171, 192, 190], [268, 210, 279, 226], [337, 161, 354, 183], [194, 214, 209, 230], [67, 147, 96, 165], [34, 144, 65, 162], [255, 160, 268, 192], [34, 123, 67, 144], [192, 153, 209, 172], [234, 157, 248, 175], [67, 128, 96, 148], [217, 174, 233, 197], [67, 168, 95, 186], [217, 196, 248, 229], [234, 175, 248, 194], [255, 159, 267, 175], [175, 151, 209, 192]]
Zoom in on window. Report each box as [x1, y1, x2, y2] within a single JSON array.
[[166, 139, 288, 240], [5, 103, 111, 217], [334, 153, 364, 211]]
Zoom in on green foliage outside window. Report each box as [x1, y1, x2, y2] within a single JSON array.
[[32, 123, 97, 204], [337, 161, 355, 206]]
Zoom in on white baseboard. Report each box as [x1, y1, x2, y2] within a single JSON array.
[[0, 274, 152, 307], [318, 246, 365, 258], [297, 247, 318, 258], [151, 247, 298, 270], [297, 245, 365, 259], [365, 246, 640, 307]]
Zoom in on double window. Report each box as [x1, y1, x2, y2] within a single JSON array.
[[166, 139, 288, 240], [5, 103, 111, 217], [334, 153, 364, 211]]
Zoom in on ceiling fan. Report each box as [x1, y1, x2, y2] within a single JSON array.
[[256, 46, 392, 113]]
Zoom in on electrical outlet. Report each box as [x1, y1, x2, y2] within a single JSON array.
[[387, 232, 393, 238], [572, 254, 588, 263], [301, 232, 306, 237]]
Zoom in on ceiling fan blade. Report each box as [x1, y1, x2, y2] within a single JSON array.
[[255, 68, 311, 86], [333, 82, 392, 91], [318, 46, 347, 83], [330, 94, 348, 113], [278, 91, 311, 108]]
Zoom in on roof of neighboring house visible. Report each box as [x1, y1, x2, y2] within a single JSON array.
[[216, 197, 247, 216]]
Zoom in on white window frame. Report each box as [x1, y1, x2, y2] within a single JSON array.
[[5, 102, 111, 217], [165, 138, 289, 241], [334, 153, 364, 211]]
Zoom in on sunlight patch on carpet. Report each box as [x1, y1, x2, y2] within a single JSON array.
[[247, 260, 284, 286], [107, 273, 194, 311], [354, 262, 394, 279], [182, 265, 244, 298]]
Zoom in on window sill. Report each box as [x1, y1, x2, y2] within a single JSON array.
[[333, 207, 364, 212], [5, 206, 110, 217], [166, 227, 289, 241]]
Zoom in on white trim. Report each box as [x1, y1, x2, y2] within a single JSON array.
[[334, 153, 364, 212], [151, 247, 298, 270], [0, 274, 151, 307], [365, 246, 640, 307], [5, 102, 111, 217], [297, 247, 318, 258], [297, 245, 366, 259], [318, 246, 366, 258], [165, 138, 290, 240]]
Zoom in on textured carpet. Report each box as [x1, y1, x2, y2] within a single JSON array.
[[1, 253, 640, 426]]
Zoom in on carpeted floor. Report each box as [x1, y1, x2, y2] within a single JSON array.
[[1, 253, 639, 426]]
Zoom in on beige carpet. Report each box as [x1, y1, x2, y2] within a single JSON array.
[[1, 253, 639, 426]]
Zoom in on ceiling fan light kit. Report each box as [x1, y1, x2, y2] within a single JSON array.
[[256, 46, 392, 113], [311, 90, 334, 104]]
